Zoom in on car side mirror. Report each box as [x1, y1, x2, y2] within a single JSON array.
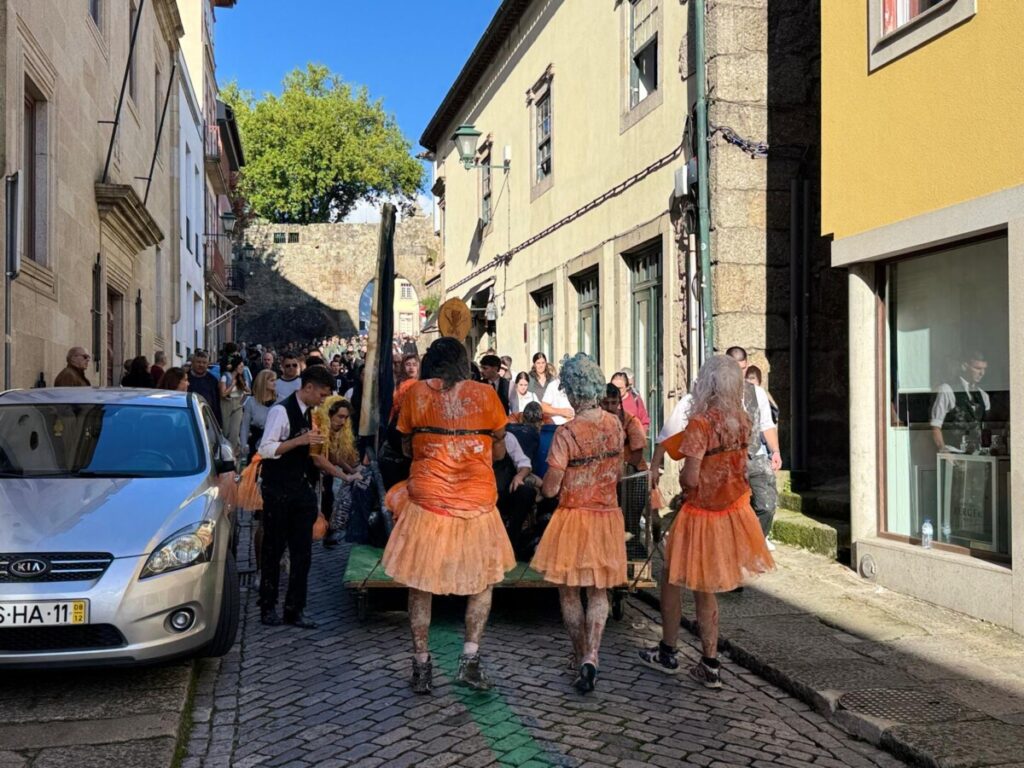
[[214, 441, 235, 475]]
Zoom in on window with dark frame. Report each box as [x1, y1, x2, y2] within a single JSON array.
[[287, 232, 300, 244], [534, 288, 554, 363], [22, 77, 48, 266], [630, 0, 659, 109], [481, 154, 492, 226], [574, 270, 600, 363], [536, 93, 552, 183], [128, 1, 138, 102], [273, 232, 286, 244]]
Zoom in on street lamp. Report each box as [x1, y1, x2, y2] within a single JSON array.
[[220, 210, 237, 235], [451, 124, 510, 173]]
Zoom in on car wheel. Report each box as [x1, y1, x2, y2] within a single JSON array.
[[203, 550, 240, 658]]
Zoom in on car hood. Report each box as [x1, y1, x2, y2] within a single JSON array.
[[0, 475, 217, 557]]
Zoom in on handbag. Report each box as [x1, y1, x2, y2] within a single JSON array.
[[237, 456, 263, 511]]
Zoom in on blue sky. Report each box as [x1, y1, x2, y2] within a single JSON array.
[[215, 1, 504, 215]]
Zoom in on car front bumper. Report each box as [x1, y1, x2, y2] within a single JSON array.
[[0, 554, 224, 667]]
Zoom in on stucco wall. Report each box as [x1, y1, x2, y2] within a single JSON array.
[[822, 3, 1024, 240]]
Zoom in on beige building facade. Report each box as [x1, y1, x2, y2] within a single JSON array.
[[0, 0, 184, 388], [423, 0, 694, 431]]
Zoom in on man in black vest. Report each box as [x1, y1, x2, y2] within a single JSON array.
[[930, 351, 990, 452], [257, 366, 333, 628]]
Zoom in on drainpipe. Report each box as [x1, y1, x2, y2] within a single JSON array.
[[695, 0, 714, 361]]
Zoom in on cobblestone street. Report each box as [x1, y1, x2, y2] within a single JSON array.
[[183, 534, 907, 768]]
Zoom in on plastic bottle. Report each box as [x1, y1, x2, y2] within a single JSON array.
[[921, 519, 933, 549], [941, 520, 952, 541]]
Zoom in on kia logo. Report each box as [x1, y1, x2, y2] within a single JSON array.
[[9, 558, 50, 578]]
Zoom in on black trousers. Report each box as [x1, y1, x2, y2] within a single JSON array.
[[494, 458, 535, 559], [259, 483, 317, 616]]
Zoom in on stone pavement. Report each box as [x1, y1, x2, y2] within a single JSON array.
[[0, 661, 193, 768], [183, 533, 907, 768], [652, 545, 1024, 768]]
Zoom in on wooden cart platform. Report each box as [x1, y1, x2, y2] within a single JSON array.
[[343, 544, 655, 621]]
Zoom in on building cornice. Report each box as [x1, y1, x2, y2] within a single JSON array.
[[95, 183, 165, 252], [419, 0, 534, 152], [154, 0, 185, 44]]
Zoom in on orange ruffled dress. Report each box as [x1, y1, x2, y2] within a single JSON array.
[[531, 410, 628, 588], [661, 409, 774, 593], [382, 379, 516, 596]]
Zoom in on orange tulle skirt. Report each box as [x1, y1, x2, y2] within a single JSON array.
[[663, 492, 774, 593], [382, 486, 515, 596], [531, 507, 628, 588]]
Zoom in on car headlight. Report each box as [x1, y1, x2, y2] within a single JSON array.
[[140, 520, 216, 579]]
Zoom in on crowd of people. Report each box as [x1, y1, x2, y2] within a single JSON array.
[[51, 333, 783, 695]]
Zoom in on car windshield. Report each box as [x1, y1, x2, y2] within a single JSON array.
[[0, 403, 204, 478]]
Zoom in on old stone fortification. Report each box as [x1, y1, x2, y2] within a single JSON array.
[[237, 217, 439, 345]]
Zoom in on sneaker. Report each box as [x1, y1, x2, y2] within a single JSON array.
[[689, 659, 722, 689], [411, 657, 433, 695], [639, 642, 680, 674], [456, 653, 493, 691], [765, 537, 777, 552], [574, 662, 597, 694]]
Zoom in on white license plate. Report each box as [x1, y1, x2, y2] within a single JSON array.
[[0, 600, 89, 626]]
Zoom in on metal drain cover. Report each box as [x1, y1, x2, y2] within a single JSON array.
[[838, 689, 963, 723]]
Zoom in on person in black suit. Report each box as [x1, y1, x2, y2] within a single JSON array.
[[479, 355, 511, 415]]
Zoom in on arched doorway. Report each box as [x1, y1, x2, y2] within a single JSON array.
[[358, 278, 421, 337]]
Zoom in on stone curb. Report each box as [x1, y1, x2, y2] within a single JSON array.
[[634, 590, 1020, 768]]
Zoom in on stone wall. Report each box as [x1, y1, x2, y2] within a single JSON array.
[[704, 0, 847, 482], [237, 216, 440, 346]]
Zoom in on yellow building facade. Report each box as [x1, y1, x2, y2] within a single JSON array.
[[823, 0, 1024, 631], [422, 0, 694, 428]]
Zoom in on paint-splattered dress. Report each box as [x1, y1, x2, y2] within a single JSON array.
[[382, 379, 516, 595], [531, 409, 628, 588], [661, 408, 774, 593]]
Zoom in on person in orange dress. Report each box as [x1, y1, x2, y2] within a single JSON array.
[[531, 354, 626, 693], [639, 355, 774, 689], [381, 337, 515, 695]]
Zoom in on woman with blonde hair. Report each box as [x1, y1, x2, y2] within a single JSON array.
[[532, 354, 626, 693], [241, 369, 278, 461], [639, 355, 773, 688]]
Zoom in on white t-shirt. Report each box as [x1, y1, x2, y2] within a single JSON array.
[[542, 380, 574, 425]]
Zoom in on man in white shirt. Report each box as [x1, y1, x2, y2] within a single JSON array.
[[495, 431, 540, 559], [274, 353, 303, 403], [256, 366, 332, 628], [929, 352, 990, 452], [726, 348, 782, 541]]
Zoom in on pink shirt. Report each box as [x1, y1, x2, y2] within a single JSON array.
[[622, 390, 650, 429]]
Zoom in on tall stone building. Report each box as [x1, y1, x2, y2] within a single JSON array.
[[0, 0, 184, 387], [236, 217, 439, 346], [421, 0, 834, 483]]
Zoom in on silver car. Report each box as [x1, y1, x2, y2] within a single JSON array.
[[0, 388, 240, 667]]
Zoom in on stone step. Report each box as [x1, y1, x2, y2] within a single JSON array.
[[777, 485, 850, 522], [769, 508, 850, 560]]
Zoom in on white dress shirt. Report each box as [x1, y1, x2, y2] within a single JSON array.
[[258, 397, 311, 460], [657, 394, 693, 443], [929, 377, 991, 429]]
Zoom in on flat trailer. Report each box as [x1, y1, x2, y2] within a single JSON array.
[[344, 471, 658, 621]]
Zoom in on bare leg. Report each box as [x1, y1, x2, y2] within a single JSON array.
[[463, 586, 493, 655], [408, 589, 432, 663], [582, 587, 609, 666], [660, 580, 683, 647], [693, 591, 719, 659], [557, 586, 586, 662]]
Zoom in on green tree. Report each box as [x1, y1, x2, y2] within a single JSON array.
[[222, 65, 424, 223]]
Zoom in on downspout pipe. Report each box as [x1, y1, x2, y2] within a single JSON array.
[[695, 0, 714, 361]]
